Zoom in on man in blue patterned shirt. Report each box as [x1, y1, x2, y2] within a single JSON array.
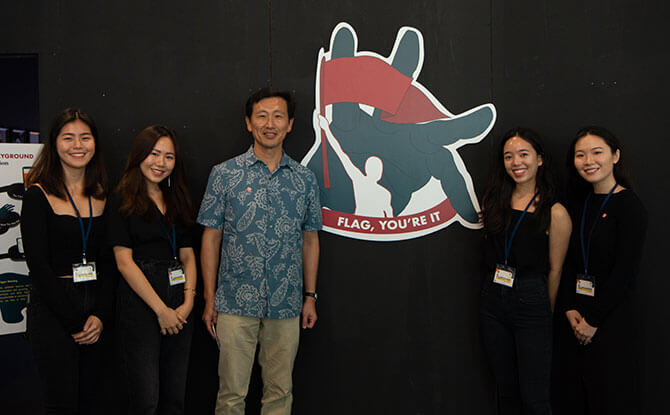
[[198, 87, 322, 415]]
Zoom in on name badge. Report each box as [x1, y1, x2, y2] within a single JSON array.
[[576, 274, 595, 297], [493, 264, 515, 287], [168, 262, 186, 286], [72, 262, 97, 283]]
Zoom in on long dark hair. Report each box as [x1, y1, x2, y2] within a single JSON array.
[[26, 108, 108, 199], [480, 127, 556, 234], [566, 126, 632, 199], [116, 125, 193, 225]]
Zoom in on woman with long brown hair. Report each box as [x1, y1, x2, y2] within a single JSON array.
[[108, 125, 196, 414], [21, 107, 113, 413], [479, 127, 572, 414]]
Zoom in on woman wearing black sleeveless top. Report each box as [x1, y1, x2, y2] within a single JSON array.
[[480, 128, 571, 414], [21, 108, 113, 414], [554, 127, 647, 414]]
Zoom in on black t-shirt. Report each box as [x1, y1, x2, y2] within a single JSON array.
[[106, 195, 193, 261]]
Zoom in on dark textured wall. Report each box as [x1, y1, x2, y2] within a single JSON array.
[[1, 1, 668, 414]]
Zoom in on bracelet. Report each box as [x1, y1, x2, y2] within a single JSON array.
[[184, 288, 197, 295]]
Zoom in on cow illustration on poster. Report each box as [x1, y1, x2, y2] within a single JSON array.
[[302, 23, 496, 241]]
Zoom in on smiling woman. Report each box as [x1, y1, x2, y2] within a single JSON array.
[[107, 125, 196, 413], [479, 127, 572, 414], [555, 126, 647, 414], [20, 108, 113, 414]]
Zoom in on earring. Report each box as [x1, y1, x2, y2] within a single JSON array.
[[168, 176, 171, 187]]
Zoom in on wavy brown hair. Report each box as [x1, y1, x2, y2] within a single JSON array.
[[115, 125, 193, 225], [26, 108, 108, 199]]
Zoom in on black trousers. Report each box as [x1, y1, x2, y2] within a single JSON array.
[[116, 259, 193, 415], [28, 280, 103, 415], [480, 272, 553, 415]]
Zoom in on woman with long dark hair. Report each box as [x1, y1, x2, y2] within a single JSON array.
[[108, 125, 196, 414], [480, 127, 572, 414], [555, 126, 646, 414], [21, 108, 113, 413]]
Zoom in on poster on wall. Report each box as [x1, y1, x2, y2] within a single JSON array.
[[302, 22, 496, 241], [0, 143, 42, 335]]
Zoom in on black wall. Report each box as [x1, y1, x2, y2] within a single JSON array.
[[1, 1, 668, 414]]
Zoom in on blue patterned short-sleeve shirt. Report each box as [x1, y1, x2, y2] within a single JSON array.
[[197, 146, 322, 319]]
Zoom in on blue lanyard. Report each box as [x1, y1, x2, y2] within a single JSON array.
[[580, 183, 618, 275], [503, 192, 539, 265], [159, 220, 178, 261], [63, 187, 93, 263]]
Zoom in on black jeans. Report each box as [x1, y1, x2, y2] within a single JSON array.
[[28, 279, 103, 415], [117, 258, 193, 415], [480, 272, 553, 415]]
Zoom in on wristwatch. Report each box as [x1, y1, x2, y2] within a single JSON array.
[[304, 292, 318, 301]]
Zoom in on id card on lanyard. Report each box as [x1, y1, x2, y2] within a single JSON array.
[[494, 192, 539, 288], [64, 187, 97, 283], [577, 183, 618, 297], [161, 221, 185, 286]]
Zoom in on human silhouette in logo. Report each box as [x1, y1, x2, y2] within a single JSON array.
[[304, 24, 496, 225], [317, 114, 393, 218]]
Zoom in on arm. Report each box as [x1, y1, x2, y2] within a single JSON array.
[[175, 246, 197, 321], [20, 186, 86, 334], [318, 115, 364, 180], [200, 226, 222, 339], [113, 246, 185, 335], [301, 230, 319, 329], [547, 203, 572, 312]]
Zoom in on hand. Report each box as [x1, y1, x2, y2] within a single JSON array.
[[175, 300, 194, 323], [574, 318, 598, 345], [72, 315, 103, 345], [301, 297, 318, 329], [565, 309, 582, 330], [202, 301, 218, 339], [157, 306, 185, 336]]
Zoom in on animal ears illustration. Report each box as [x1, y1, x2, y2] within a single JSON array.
[[330, 23, 423, 79]]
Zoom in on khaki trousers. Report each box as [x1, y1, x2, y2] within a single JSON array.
[[215, 313, 300, 415]]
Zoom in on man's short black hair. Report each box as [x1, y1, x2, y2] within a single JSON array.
[[245, 87, 296, 119]]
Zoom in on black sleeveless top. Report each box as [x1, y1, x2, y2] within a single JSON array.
[[484, 210, 549, 277]]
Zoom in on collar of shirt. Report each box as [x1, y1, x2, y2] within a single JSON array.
[[242, 146, 299, 172]]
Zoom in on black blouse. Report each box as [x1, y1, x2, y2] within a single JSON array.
[[20, 186, 113, 333], [563, 189, 647, 326], [106, 195, 193, 260]]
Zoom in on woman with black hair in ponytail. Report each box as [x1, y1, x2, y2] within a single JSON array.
[[480, 127, 572, 414], [108, 125, 196, 414]]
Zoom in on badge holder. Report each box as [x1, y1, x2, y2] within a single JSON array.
[[494, 264, 515, 287], [163, 223, 185, 286], [64, 188, 96, 283], [578, 183, 617, 299], [576, 274, 595, 297], [493, 191, 538, 289], [168, 261, 186, 286], [73, 259, 97, 283]]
